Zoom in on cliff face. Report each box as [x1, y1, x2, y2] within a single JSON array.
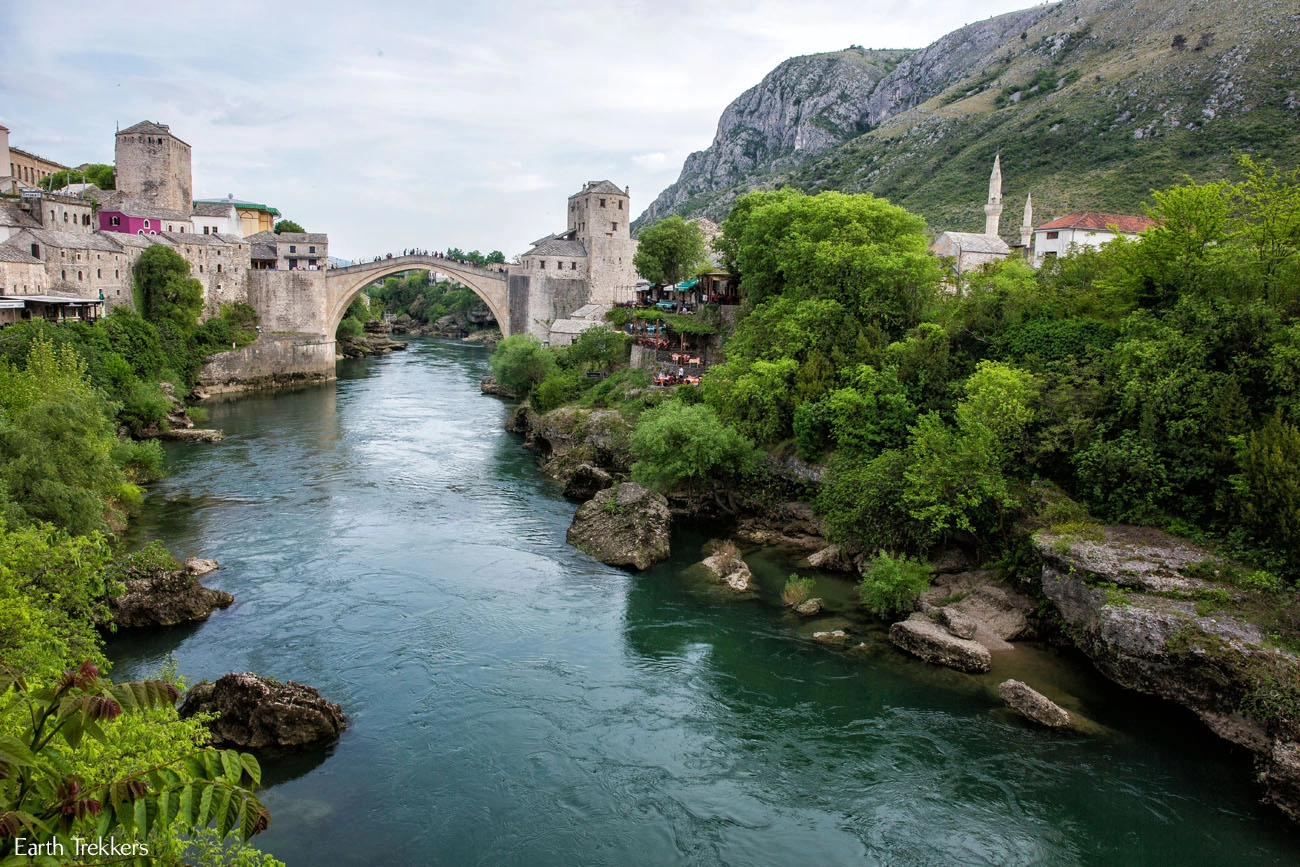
[[1035, 526, 1300, 823], [637, 0, 1300, 234], [635, 8, 1052, 229]]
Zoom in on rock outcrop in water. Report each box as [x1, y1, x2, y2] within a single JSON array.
[[108, 559, 233, 628], [511, 405, 633, 487], [1035, 526, 1300, 822], [889, 613, 992, 673], [695, 540, 755, 592], [998, 679, 1071, 728], [178, 672, 347, 751], [567, 482, 671, 571]]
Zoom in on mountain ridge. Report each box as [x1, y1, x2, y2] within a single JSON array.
[[636, 0, 1300, 236]]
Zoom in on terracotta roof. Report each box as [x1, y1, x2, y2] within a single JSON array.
[[1036, 213, 1156, 233]]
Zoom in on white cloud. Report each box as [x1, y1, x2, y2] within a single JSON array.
[[1, 0, 1038, 257]]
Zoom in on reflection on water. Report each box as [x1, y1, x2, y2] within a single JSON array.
[[107, 339, 1300, 866]]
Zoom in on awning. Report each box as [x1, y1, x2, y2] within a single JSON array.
[[0, 299, 25, 309], [22, 296, 102, 305], [674, 278, 699, 290]]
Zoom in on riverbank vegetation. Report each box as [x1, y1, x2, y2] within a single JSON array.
[[0, 246, 278, 863], [496, 156, 1300, 591]]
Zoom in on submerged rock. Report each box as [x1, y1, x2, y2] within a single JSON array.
[[889, 617, 991, 673], [812, 629, 850, 646], [159, 428, 225, 442], [109, 566, 233, 628], [179, 672, 346, 751], [998, 679, 1071, 728], [566, 482, 671, 571], [794, 598, 825, 616]]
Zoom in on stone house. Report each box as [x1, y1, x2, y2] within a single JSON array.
[[1031, 213, 1156, 264], [192, 201, 242, 237], [1, 124, 70, 192], [244, 231, 329, 270]]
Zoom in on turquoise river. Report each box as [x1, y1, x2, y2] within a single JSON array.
[[109, 338, 1300, 865]]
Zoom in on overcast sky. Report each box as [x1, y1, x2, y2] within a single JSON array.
[[3, 1, 1036, 259]]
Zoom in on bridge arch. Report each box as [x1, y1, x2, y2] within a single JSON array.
[[324, 255, 511, 338]]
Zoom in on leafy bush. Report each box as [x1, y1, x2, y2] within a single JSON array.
[[630, 401, 759, 496], [336, 316, 364, 339], [1230, 414, 1300, 564], [532, 371, 585, 413], [489, 334, 557, 397], [857, 551, 933, 618], [781, 574, 815, 606]]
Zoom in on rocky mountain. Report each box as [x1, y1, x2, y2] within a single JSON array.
[[636, 0, 1300, 236]]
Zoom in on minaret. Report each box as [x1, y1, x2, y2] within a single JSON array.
[[1020, 193, 1033, 250], [984, 154, 1003, 237]]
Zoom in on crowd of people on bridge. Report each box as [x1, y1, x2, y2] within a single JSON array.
[[346, 250, 507, 273]]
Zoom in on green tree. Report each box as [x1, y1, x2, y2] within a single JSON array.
[[0, 337, 135, 535], [273, 219, 305, 234], [633, 216, 707, 286], [489, 335, 557, 397], [133, 246, 204, 333], [629, 402, 759, 498], [38, 164, 114, 191]]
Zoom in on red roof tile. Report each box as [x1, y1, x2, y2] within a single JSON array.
[[1036, 212, 1156, 233]]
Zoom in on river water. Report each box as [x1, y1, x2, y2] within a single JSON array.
[[109, 338, 1300, 865]]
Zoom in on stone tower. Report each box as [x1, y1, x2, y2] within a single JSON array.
[[568, 180, 637, 306], [1020, 193, 1034, 250], [984, 154, 1003, 237], [115, 121, 192, 213]]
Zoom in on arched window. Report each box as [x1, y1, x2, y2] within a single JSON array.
[[143, 219, 150, 228]]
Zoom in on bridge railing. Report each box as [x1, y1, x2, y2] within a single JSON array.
[[332, 254, 507, 279]]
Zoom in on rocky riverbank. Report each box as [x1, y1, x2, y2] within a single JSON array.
[[495, 392, 1300, 823]]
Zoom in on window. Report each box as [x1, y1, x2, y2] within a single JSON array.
[[599, 198, 606, 207], [217, 264, 222, 273], [199, 265, 204, 273], [143, 219, 150, 229], [30, 244, 39, 258], [64, 213, 69, 222], [61, 270, 66, 279], [571, 262, 577, 270], [618, 200, 623, 210], [540, 260, 545, 269], [203, 226, 209, 234], [612, 222, 618, 232], [180, 226, 186, 233], [110, 216, 120, 226], [309, 246, 316, 253], [289, 245, 296, 253], [77, 271, 83, 281], [97, 269, 101, 278], [1046, 231, 1059, 240], [83, 214, 90, 225], [115, 270, 119, 278]]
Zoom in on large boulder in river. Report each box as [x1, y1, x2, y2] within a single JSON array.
[[567, 482, 671, 571], [563, 463, 614, 501], [109, 567, 233, 628], [178, 672, 346, 751], [889, 616, 991, 673], [1035, 525, 1300, 822]]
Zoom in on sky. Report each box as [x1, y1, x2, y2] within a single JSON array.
[[2, 0, 1038, 260]]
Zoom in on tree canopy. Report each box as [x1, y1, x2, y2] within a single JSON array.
[[273, 219, 306, 234], [633, 216, 708, 286]]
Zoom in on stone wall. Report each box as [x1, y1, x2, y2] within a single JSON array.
[[247, 269, 328, 334], [197, 333, 337, 393]]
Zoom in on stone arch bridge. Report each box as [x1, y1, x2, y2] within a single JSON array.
[[326, 255, 511, 336]]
